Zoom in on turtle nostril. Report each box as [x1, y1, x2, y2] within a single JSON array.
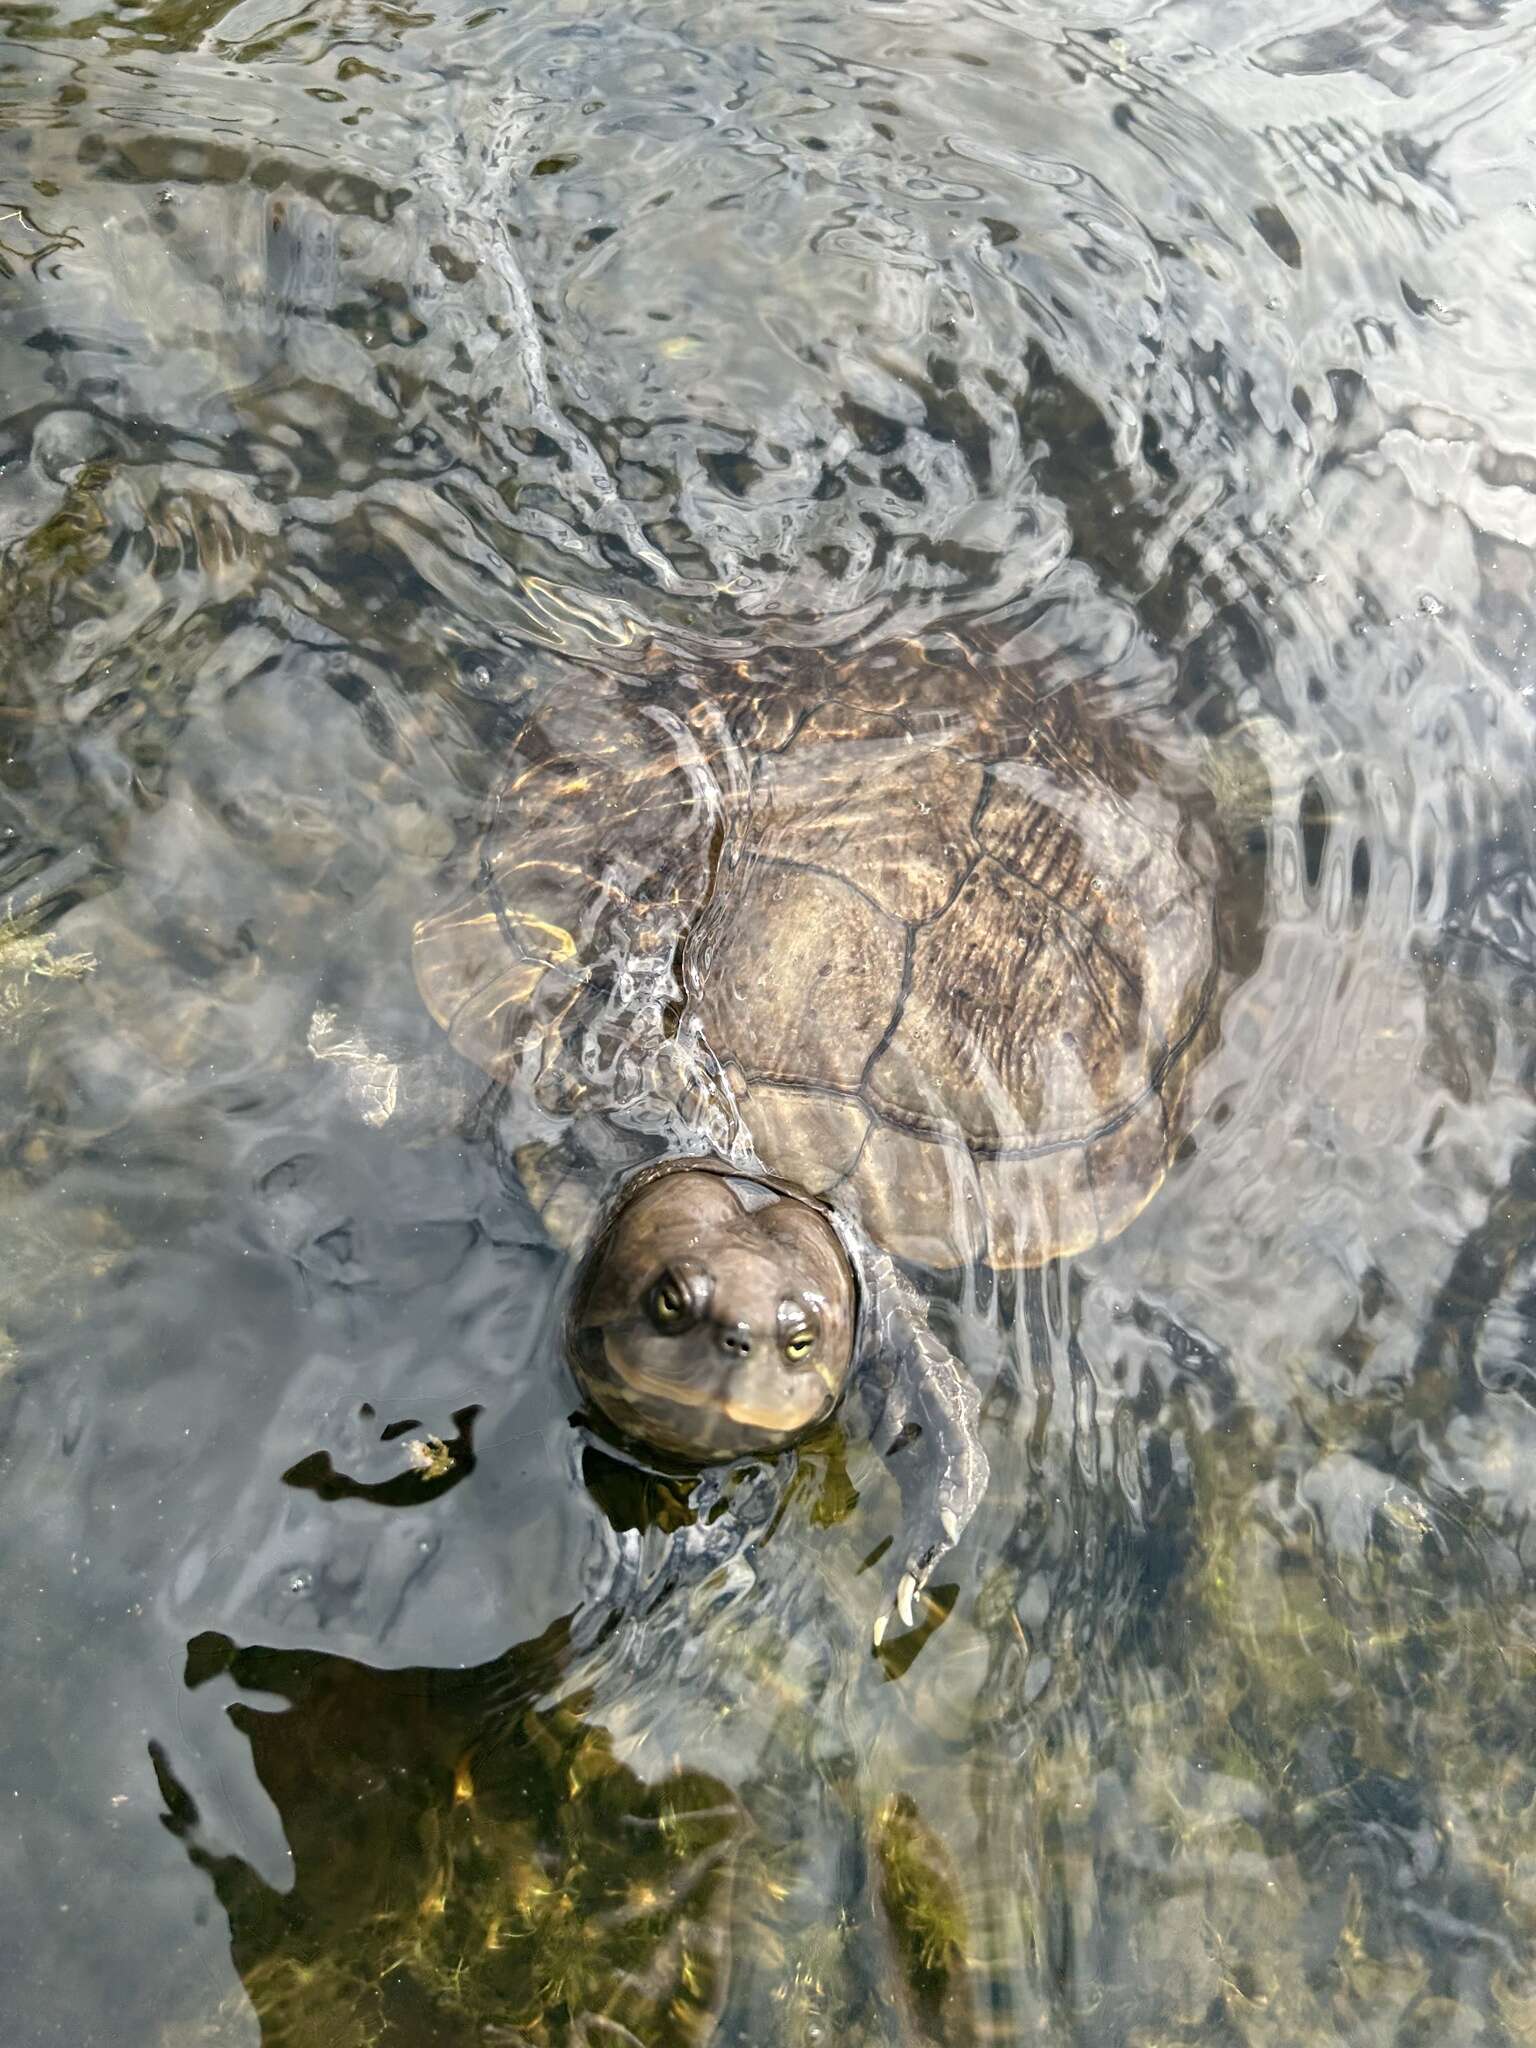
[[715, 1323, 753, 1359]]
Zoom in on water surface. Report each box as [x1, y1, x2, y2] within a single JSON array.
[[4, 0, 1536, 2041]]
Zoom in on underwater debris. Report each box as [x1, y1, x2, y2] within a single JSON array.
[[0, 923, 96, 1041]]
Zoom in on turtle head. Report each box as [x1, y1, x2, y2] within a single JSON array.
[[568, 1167, 857, 1460]]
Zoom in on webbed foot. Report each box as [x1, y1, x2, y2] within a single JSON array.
[[859, 1250, 989, 1644]]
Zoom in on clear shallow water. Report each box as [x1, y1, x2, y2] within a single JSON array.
[[5, 0, 1536, 2041]]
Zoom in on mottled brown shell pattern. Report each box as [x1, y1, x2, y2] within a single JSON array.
[[414, 642, 1218, 1273]]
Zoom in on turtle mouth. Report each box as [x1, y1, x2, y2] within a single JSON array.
[[589, 1328, 840, 1451], [568, 1318, 843, 1460], [617, 1353, 836, 1436]]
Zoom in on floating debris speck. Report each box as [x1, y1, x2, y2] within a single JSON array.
[[404, 1436, 452, 1482]]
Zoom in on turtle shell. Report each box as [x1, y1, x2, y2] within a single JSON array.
[[414, 643, 1218, 1273]]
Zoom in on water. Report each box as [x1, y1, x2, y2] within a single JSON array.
[[4, 0, 1536, 2040]]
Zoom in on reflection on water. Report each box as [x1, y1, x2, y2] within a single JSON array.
[[5, 0, 1536, 2040]]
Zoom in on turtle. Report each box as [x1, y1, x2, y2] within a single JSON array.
[[412, 632, 1222, 1635]]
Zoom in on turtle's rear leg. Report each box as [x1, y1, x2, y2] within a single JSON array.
[[413, 682, 724, 1100]]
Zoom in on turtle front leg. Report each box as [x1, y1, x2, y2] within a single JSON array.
[[857, 1249, 989, 1645]]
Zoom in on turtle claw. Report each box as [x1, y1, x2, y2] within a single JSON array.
[[870, 1585, 923, 1646], [872, 1540, 946, 1647], [875, 1499, 970, 1643]]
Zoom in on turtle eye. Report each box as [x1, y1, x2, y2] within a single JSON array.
[[783, 1327, 815, 1364], [648, 1272, 692, 1331]]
